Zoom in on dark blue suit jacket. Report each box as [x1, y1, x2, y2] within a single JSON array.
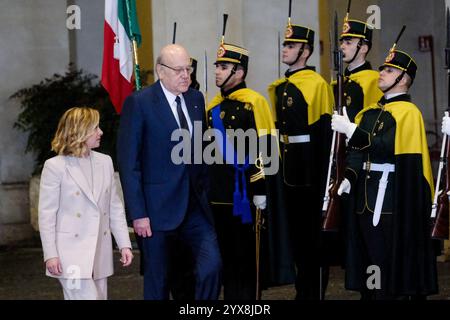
[[117, 80, 212, 231]]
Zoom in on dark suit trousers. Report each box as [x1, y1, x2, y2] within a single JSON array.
[[142, 190, 222, 300]]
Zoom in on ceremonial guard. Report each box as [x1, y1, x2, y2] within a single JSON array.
[[335, 4, 383, 121], [206, 15, 276, 300], [267, 2, 334, 300], [332, 27, 438, 299]]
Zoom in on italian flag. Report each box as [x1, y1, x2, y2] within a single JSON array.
[[101, 0, 141, 113]]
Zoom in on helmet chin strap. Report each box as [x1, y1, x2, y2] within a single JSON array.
[[346, 39, 362, 64], [382, 71, 405, 93], [288, 43, 305, 67], [219, 64, 237, 89]]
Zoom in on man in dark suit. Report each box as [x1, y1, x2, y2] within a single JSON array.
[[117, 44, 222, 300]]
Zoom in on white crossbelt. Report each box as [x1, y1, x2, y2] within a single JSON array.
[[279, 134, 310, 144], [362, 162, 395, 227]]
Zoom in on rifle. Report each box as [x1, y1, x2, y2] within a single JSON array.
[[431, 8, 450, 240], [322, 9, 347, 232], [172, 22, 177, 44]]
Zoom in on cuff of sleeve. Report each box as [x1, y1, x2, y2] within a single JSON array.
[[344, 167, 358, 186], [43, 252, 59, 263], [346, 123, 357, 140], [117, 239, 133, 251], [348, 127, 370, 150]]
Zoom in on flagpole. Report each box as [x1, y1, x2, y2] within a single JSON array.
[[124, 0, 142, 91]]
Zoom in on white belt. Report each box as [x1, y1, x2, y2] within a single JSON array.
[[362, 162, 395, 227], [279, 134, 310, 144]]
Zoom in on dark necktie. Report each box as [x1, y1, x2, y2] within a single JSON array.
[[175, 96, 190, 132]]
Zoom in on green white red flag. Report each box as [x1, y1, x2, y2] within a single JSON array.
[[101, 0, 141, 113]]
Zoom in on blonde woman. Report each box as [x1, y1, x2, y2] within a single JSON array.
[[38, 107, 133, 300]]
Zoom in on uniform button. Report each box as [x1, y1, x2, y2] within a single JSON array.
[[104, 212, 107, 216], [282, 107, 286, 110], [231, 116, 235, 120], [74, 234, 79, 238], [208, 126, 211, 129], [75, 191, 80, 196], [282, 121, 286, 125], [236, 107, 240, 110], [344, 93, 347, 96], [105, 189, 109, 193], [209, 117, 212, 120], [228, 125, 232, 129], [283, 92, 287, 96], [104, 231, 107, 235], [284, 149, 288, 153], [373, 133, 377, 136], [76, 213, 81, 218]]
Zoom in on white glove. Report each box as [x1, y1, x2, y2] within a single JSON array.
[[331, 107, 357, 139], [253, 195, 267, 210], [337, 178, 351, 196], [441, 113, 450, 136]]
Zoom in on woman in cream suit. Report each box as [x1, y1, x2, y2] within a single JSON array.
[[39, 107, 133, 300]]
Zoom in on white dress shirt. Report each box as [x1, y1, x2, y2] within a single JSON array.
[[385, 92, 407, 100], [159, 81, 193, 135]]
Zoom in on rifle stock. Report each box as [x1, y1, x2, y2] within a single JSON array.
[[322, 118, 346, 231], [432, 189, 450, 239]]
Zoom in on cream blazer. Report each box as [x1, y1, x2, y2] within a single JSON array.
[[38, 151, 131, 279]]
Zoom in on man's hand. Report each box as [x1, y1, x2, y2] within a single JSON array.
[[45, 257, 62, 276], [331, 107, 357, 139], [119, 248, 133, 267], [253, 195, 267, 210], [337, 178, 351, 196], [133, 217, 152, 238]]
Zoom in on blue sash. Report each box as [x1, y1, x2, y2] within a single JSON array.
[[211, 105, 252, 224]]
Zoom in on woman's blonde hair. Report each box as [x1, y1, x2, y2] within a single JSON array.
[[51, 107, 100, 157]]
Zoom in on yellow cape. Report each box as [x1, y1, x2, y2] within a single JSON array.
[[347, 70, 383, 108], [207, 88, 276, 137], [268, 69, 334, 124], [355, 101, 434, 200]]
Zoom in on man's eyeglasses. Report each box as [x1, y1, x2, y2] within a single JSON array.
[[159, 63, 193, 75]]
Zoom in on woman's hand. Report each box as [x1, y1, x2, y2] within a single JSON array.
[[45, 257, 62, 276], [120, 248, 133, 267]]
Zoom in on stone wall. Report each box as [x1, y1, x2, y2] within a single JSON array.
[[0, 0, 70, 245], [151, 0, 320, 101]]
